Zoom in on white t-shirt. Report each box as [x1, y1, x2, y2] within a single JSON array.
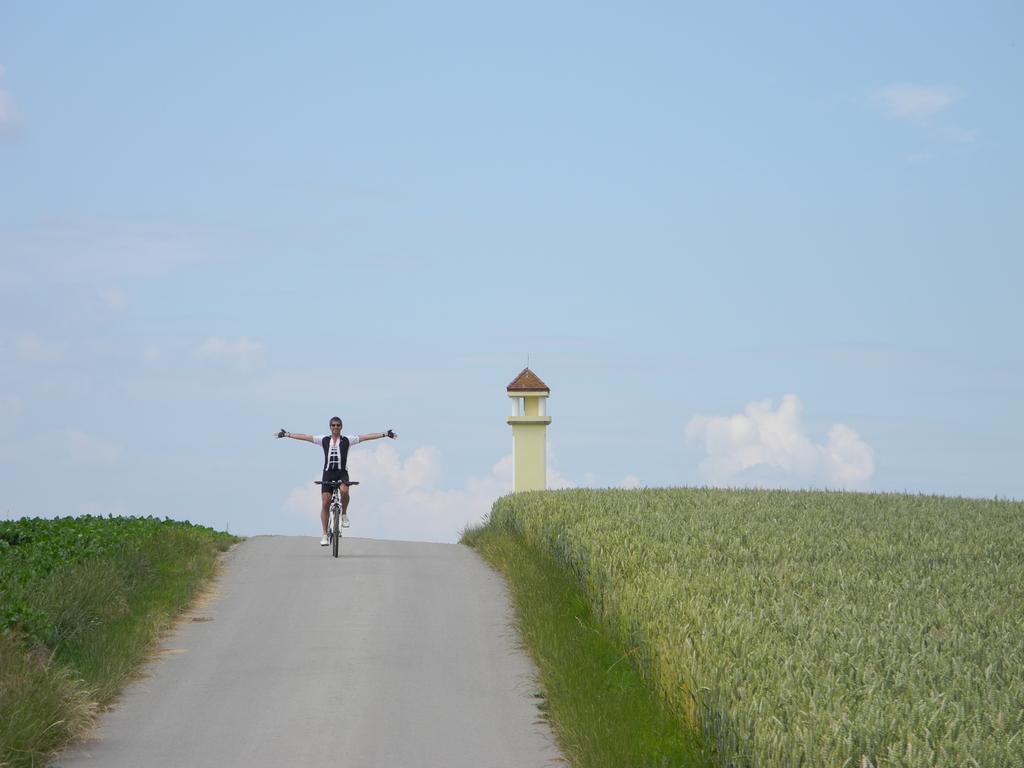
[[313, 434, 362, 470]]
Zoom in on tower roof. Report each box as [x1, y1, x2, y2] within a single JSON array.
[[507, 367, 550, 392]]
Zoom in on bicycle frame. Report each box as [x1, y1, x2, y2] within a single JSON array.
[[316, 480, 358, 558]]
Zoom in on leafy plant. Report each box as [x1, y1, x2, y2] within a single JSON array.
[[0, 515, 237, 768]]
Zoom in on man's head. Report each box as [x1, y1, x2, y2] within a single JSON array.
[[329, 417, 343, 432]]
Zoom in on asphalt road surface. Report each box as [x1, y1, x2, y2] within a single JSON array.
[[54, 536, 564, 768]]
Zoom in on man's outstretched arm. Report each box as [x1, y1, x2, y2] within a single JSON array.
[[275, 429, 315, 443], [356, 430, 398, 442]]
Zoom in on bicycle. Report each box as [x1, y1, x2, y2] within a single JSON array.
[[315, 479, 359, 558]]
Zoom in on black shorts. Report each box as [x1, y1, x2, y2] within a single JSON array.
[[321, 469, 349, 492]]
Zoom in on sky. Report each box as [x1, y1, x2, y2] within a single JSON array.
[[2, 2, 1022, 543]]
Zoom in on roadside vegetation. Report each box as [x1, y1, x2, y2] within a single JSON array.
[[470, 488, 1024, 767], [463, 523, 711, 768], [0, 515, 238, 768]]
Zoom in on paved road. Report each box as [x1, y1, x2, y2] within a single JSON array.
[[55, 536, 563, 768]]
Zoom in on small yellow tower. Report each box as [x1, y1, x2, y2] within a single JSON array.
[[506, 367, 552, 492]]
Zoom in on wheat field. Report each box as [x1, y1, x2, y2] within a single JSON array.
[[488, 488, 1024, 767]]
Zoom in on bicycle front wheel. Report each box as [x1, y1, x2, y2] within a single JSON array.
[[332, 506, 340, 558]]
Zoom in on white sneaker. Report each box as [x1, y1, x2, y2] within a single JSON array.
[[320, 535, 329, 546], [341, 514, 350, 528]]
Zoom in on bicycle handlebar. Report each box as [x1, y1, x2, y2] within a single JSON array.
[[314, 480, 359, 487]]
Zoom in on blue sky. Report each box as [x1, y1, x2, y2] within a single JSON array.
[[2, 2, 1021, 542]]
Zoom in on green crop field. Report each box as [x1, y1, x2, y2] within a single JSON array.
[[1, 515, 237, 768], [487, 488, 1024, 767]]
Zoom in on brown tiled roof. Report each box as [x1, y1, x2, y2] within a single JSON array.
[[507, 367, 550, 392]]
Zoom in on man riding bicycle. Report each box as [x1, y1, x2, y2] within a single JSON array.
[[276, 418, 397, 545]]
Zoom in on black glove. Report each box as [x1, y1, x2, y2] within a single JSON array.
[[277, 429, 287, 438], [385, 429, 396, 439]]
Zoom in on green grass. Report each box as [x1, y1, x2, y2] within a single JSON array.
[[462, 523, 711, 768], [483, 488, 1024, 767], [0, 516, 238, 768]]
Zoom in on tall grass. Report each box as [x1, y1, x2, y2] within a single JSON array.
[[463, 524, 711, 768], [0, 631, 97, 768], [0, 517, 237, 768], [488, 488, 1024, 767]]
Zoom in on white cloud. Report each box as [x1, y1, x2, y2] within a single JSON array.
[[618, 474, 642, 489], [822, 423, 875, 487], [0, 219, 213, 285], [942, 126, 977, 144], [554, 469, 640, 490], [13, 333, 63, 363], [353, 443, 442, 494], [874, 83, 960, 120], [283, 444, 512, 544], [280, 443, 648, 543], [96, 286, 128, 311], [545, 445, 578, 489], [284, 482, 323, 522], [547, 464, 578, 490], [686, 394, 874, 490], [196, 336, 264, 370]]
